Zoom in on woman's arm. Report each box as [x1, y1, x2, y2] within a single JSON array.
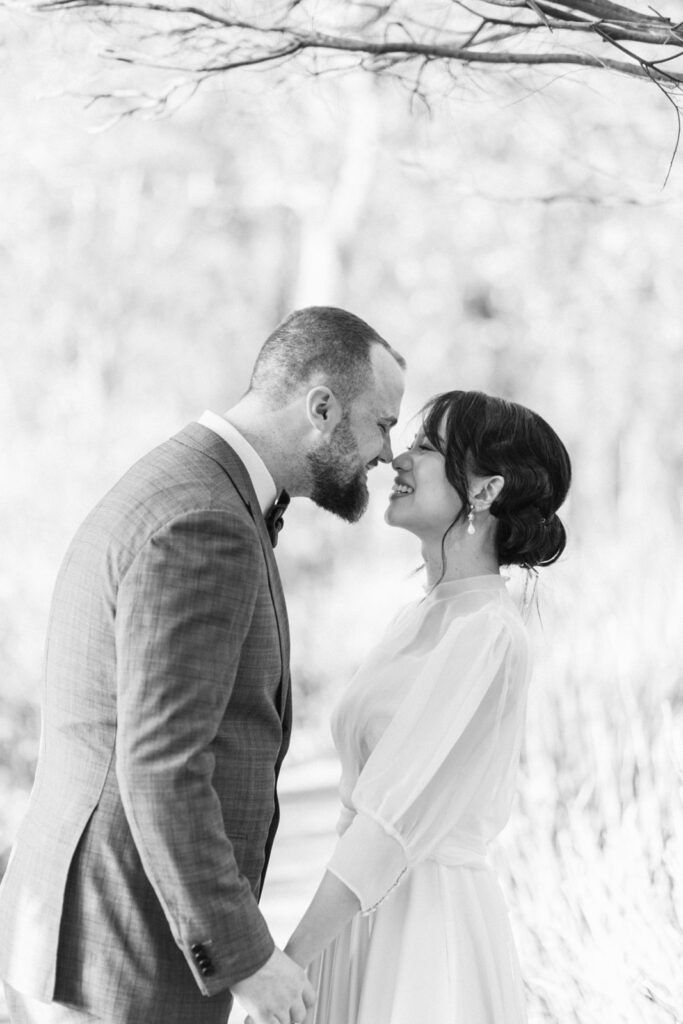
[[284, 871, 361, 968]]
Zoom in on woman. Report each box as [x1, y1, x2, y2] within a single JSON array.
[[284, 390, 571, 1024]]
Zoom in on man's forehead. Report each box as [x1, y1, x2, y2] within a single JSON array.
[[369, 345, 405, 411]]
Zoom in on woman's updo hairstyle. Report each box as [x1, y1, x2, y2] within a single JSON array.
[[421, 391, 571, 569]]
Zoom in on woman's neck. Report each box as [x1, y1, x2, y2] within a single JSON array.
[[422, 535, 500, 588]]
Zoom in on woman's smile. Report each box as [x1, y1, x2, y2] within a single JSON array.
[[389, 477, 414, 499]]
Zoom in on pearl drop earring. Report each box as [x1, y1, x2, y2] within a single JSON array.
[[467, 505, 476, 535]]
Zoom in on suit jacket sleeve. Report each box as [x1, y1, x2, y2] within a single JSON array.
[[114, 508, 275, 994]]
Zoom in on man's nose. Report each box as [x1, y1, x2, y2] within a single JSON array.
[[379, 435, 394, 464]]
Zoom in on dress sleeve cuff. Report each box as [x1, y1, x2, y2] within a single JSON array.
[[327, 812, 409, 914]]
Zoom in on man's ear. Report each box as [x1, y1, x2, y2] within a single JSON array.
[[470, 475, 505, 511], [306, 385, 343, 436]]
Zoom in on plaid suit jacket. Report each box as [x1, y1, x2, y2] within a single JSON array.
[[0, 424, 292, 1024]]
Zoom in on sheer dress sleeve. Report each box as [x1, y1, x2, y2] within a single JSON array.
[[327, 605, 526, 913]]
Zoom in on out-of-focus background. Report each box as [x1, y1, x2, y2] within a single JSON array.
[[2, 8, 683, 1022]]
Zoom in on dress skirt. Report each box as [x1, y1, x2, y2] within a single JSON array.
[[305, 861, 527, 1024]]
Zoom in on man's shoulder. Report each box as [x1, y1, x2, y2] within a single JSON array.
[[68, 427, 256, 564], [113, 426, 248, 512]]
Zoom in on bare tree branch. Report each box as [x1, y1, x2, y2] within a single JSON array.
[[13, 0, 683, 114]]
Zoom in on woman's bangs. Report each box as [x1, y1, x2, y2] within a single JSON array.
[[421, 396, 451, 454]]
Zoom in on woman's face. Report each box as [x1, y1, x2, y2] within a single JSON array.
[[385, 427, 464, 540]]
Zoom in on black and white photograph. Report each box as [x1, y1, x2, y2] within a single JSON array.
[[1, 3, 682, 1022]]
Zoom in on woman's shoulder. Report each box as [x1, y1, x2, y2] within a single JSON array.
[[385, 575, 530, 653], [432, 583, 530, 651]]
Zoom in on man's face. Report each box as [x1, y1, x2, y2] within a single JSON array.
[[308, 346, 405, 522]]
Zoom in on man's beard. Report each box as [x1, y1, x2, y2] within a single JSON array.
[[307, 415, 369, 523]]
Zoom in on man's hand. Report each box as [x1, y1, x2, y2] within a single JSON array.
[[231, 947, 315, 1024]]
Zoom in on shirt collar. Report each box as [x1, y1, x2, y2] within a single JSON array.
[[198, 410, 278, 515]]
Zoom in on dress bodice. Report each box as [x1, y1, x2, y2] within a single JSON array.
[[326, 574, 532, 911]]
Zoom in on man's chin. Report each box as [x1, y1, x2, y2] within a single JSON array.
[[311, 482, 369, 523]]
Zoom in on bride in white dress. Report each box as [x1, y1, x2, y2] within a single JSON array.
[[282, 390, 571, 1024]]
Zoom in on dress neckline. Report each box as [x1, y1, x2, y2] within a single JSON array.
[[423, 573, 508, 600]]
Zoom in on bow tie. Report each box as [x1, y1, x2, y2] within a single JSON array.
[[265, 490, 290, 547]]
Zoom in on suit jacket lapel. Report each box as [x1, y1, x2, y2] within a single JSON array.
[[172, 423, 291, 718]]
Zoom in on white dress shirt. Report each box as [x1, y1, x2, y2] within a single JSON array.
[[198, 410, 277, 515]]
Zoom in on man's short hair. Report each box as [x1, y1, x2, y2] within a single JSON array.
[[248, 307, 406, 408]]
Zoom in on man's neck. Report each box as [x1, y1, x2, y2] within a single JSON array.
[[223, 400, 311, 498]]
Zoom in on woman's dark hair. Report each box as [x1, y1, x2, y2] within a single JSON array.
[[421, 391, 571, 570]]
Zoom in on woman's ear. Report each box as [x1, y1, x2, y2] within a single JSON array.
[[470, 475, 504, 511], [305, 385, 343, 436]]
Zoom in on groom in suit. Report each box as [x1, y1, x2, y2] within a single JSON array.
[[0, 307, 405, 1024]]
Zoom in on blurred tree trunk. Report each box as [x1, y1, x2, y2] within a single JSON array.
[[290, 79, 379, 308]]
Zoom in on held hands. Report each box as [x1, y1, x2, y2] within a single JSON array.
[[231, 947, 315, 1024], [239, 869, 358, 1022]]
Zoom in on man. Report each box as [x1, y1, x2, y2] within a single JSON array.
[[0, 307, 406, 1024]]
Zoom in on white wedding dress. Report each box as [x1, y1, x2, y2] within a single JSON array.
[[305, 574, 531, 1024]]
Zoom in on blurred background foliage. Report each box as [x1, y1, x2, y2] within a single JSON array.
[[1, 9, 683, 1021]]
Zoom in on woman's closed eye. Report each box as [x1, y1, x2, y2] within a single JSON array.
[[409, 434, 432, 452]]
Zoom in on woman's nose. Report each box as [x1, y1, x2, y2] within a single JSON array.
[[391, 449, 412, 471]]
